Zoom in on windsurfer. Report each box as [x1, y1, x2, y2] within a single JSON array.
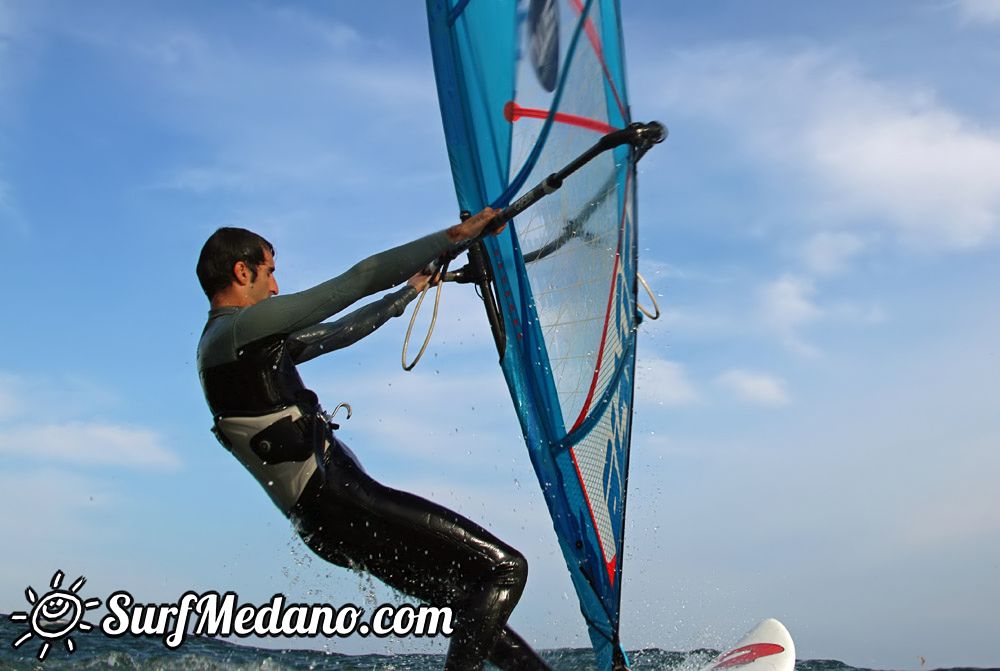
[[195, 210, 550, 671]]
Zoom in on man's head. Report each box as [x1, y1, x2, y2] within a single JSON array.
[[196, 227, 278, 305]]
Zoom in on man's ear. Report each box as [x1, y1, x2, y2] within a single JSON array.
[[233, 260, 252, 286]]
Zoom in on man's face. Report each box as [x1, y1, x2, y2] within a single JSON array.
[[247, 248, 278, 304]]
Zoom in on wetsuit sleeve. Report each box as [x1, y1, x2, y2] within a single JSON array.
[[287, 286, 418, 364], [232, 231, 452, 348]]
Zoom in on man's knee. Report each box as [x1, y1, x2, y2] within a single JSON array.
[[496, 547, 528, 591]]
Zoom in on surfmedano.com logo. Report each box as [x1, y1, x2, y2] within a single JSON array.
[[9, 570, 102, 660], [8, 569, 454, 661]]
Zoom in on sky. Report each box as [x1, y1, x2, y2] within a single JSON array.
[[1, 0, 999, 668]]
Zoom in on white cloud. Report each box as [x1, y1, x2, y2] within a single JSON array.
[[636, 257, 737, 289], [42, 4, 439, 203], [827, 300, 887, 325], [806, 98, 1000, 249], [758, 274, 822, 354], [952, 0, 1000, 23], [652, 45, 1000, 251], [658, 306, 733, 339], [801, 231, 866, 275], [157, 151, 357, 195], [716, 369, 790, 406], [635, 356, 700, 407], [637, 259, 689, 283], [0, 371, 121, 420], [0, 373, 21, 421], [0, 422, 181, 469], [0, 371, 181, 470], [266, 7, 363, 50]]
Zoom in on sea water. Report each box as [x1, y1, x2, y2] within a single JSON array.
[[0, 618, 992, 671]]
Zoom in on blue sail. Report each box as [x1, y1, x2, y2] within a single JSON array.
[[427, 1, 638, 668]]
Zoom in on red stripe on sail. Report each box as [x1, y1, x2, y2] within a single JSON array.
[[570, 168, 631, 431], [504, 101, 615, 134], [569, 0, 627, 119], [568, 443, 618, 587]]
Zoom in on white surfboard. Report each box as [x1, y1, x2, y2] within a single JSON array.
[[697, 618, 796, 671]]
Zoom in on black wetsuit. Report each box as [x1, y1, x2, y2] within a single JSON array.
[[197, 231, 548, 670]]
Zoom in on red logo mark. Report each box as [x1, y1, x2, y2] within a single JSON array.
[[713, 643, 785, 669]]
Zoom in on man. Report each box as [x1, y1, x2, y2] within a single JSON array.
[[195, 209, 549, 671]]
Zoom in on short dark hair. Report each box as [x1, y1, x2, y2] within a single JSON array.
[[196, 227, 275, 299]]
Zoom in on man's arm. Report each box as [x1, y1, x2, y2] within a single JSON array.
[[286, 286, 417, 364], [230, 208, 498, 349], [231, 231, 449, 347]]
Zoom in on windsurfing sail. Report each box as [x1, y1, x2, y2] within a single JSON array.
[[427, 1, 648, 668]]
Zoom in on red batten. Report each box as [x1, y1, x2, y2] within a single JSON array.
[[504, 100, 616, 134]]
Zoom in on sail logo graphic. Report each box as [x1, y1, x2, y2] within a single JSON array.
[[9, 570, 101, 661], [528, 0, 559, 91]]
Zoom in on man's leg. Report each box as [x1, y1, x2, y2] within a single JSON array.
[[292, 436, 549, 671], [490, 627, 551, 670]]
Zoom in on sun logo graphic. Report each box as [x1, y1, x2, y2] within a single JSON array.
[[8, 570, 101, 660]]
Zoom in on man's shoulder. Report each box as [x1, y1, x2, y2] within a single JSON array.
[[198, 308, 243, 369]]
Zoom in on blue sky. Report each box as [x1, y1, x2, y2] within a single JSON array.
[[2, 0, 999, 668]]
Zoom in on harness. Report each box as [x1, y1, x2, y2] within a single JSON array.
[[202, 333, 352, 512]]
